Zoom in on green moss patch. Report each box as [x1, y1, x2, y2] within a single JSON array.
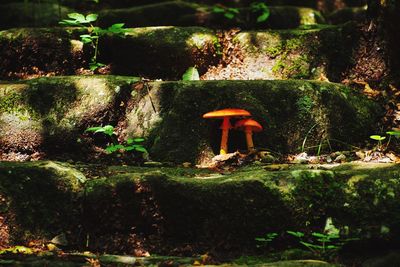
[[2, 161, 400, 254], [145, 80, 381, 162]]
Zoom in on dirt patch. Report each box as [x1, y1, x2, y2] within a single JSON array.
[[201, 29, 276, 80], [343, 21, 388, 84]]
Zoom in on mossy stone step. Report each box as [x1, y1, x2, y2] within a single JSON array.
[[0, 25, 355, 81], [1, 160, 400, 255], [0, 1, 324, 30], [97, 1, 325, 29], [0, 76, 382, 162], [0, 2, 73, 29]]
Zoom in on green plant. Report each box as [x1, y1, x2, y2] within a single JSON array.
[[368, 130, 400, 151], [370, 135, 386, 151], [85, 125, 147, 156], [60, 13, 127, 70], [105, 138, 147, 154], [385, 130, 400, 148], [212, 5, 240, 20], [285, 218, 347, 259], [286, 230, 340, 259], [255, 232, 278, 248], [182, 67, 200, 81], [250, 1, 270, 23]]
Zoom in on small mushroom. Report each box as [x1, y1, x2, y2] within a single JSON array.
[[203, 108, 251, 155], [235, 119, 263, 152]]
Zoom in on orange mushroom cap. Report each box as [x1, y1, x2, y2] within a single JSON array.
[[235, 119, 263, 132], [202, 108, 251, 119]]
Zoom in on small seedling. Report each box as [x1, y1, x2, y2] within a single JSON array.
[[60, 13, 127, 70], [250, 1, 270, 23], [286, 230, 340, 259], [85, 125, 147, 156], [370, 135, 386, 151], [212, 5, 240, 20], [255, 232, 278, 248], [86, 125, 115, 137]]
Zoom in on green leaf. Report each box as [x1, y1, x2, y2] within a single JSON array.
[[102, 125, 115, 136], [85, 126, 102, 132], [257, 11, 270, 23], [182, 67, 200, 81], [326, 245, 338, 249], [228, 8, 239, 14], [107, 23, 128, 36], [287, 231, 304, 238], [212, 6, 225, 13], [126, 138, 145, 144], [370, 135, 386, 141], [80, 34, 92, 38], [59, 19, 82, 26], [109, 23, 125, 29], [81, 37, 93, 44], [89, 62, 106, 71], [224, 12, 235, 19], [311, 232, 328, 238], [255, 237, 267, 242], [386, 131, 400, 136], [105, 144, 124, 153], [67, 12, 86, 22], [85, 14, 98, 22], [135, 146, 148, 153]]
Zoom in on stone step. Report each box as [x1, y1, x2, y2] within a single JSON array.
[[0, 1, 325, 30], [0, 24, 356, 81], [0, 160, 398, 254], [96, 1, 325, 29], [0, 76, 382, 162]]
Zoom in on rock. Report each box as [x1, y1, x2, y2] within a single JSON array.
[[1, 161, 400, 252], [0, 75, 139, 159], [98, 1, 203, 28], [362, 251, 400, 267], [263, 164, 290, 171], [0, 26, 219, 80], [0, 161, 85, 246], [203, 24, 357, 81], [97, 2, 324, 30], [0, 27, 86, 79], [0, 24, 357, 81], [334, 154, 346, 163], [327, 6, 367, 24], [292, 152, 310, 164], [50, 233, 68, 246], [143, 161, 164, 167], [0, 2, 73, 29], [259, 152, 276, 163], [0, 77, 382, 162], [355, 150, 365, 160]]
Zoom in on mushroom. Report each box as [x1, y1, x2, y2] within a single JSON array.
[[235, 119, 263, 152], [203, 108, 251, 155]]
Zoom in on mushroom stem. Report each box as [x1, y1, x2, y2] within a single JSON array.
[[245, 128, 255, 151], [220, 117, 232, 155]]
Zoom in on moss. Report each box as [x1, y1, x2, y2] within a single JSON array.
[[0, 75, 139, 156], [237, 24, 356, 81], [98, 1, 203, 28], [0, 161, 84, 243], [0, 2, 73, 29], [100, 26, 218, 79], [2, 161, 400, 252], [146, 80, 381, 162]]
